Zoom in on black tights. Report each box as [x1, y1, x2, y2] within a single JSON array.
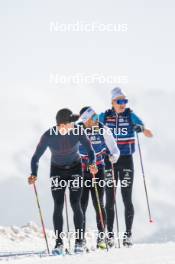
[[105, 155, 134, 234], [51, 162, 84, 244]]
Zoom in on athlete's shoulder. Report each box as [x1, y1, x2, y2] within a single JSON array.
[[104, 108, 113, 116], [99, 108, 114, 123], [125, 107, 132, 113], [122, 107, 133, 116]]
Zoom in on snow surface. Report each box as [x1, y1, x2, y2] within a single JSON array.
[[0, 223, 175, 264]]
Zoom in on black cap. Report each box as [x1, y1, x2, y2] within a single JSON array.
[[79, 106, 90, 116], [56, 108, 79, 125]]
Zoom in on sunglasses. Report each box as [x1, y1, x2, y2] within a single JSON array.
[[91, 114, 99, 122], [115, 99, 128, 105]]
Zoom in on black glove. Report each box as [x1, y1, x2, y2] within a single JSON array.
[[133, 124, 144, 133]]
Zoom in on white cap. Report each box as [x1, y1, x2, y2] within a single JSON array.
[[80, 107, 95, 123], [111, 87, 125, 100]]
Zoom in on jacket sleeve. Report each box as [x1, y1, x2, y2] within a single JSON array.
[[31, 133, 48, 176], [99, 112, 105, 124], [131, 111, 145, 133], [103, 125, 120, 160]]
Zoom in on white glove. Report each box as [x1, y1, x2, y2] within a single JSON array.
[[109, 154, 119, 164]]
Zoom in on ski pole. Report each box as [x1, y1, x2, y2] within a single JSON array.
[[111, 164, 121, 248], [64, 192, 71, 251], [136, 133, 153, 223], [92, 173, 108, 251], [33, 182, 50, 254]]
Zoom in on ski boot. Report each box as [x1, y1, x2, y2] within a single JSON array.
[[123, 232, 133, 247], [97, 237, 107, 250], [52, 241, 64, 255], [107, 233, 115, 248], [74, 240, 85, 254]]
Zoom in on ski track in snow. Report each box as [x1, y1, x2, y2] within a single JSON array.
[[1, 244, 175, 264], [0, 223, 175, 264]]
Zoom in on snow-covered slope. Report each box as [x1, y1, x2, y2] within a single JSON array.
[[0, 223, 175, 264]]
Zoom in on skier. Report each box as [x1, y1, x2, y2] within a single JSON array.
[[28, 108, 97, 254], [78, 106, 120, 249], [99, 87, 153, 247]]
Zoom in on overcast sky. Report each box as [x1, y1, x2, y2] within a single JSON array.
[[1, 0, 175, 95]]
